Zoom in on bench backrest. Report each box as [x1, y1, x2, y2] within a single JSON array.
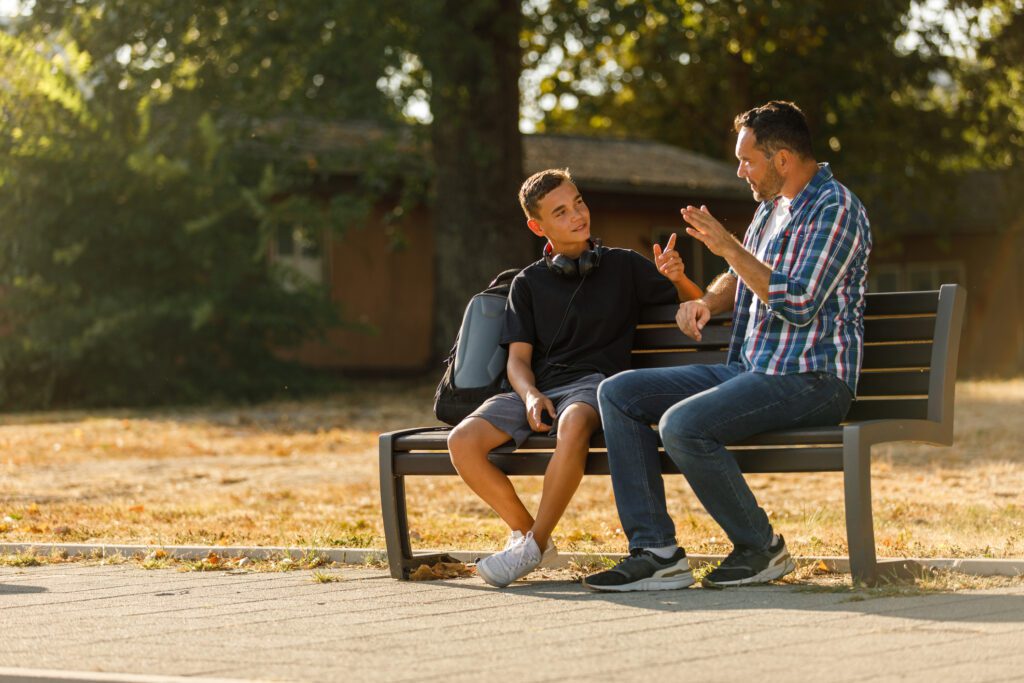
[[633, 285, 966, 425]]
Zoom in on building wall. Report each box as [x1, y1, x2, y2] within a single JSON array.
[[870, 230, 1024, 376], [292, 205, 435, 371]]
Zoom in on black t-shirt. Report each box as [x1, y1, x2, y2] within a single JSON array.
[[501, 247, 680, 392]]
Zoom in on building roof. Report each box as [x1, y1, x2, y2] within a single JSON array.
[[524, 133, 747, 199], [247, 119, 748, 200]]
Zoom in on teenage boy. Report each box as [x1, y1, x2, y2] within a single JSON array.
[[448, 168, 701, 588], [585, 101, 872, 592]]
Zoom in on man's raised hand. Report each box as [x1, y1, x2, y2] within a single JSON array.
[[680, 205, 739, 259], [676, 299, 712, 341], [653, 232, 686, 283]]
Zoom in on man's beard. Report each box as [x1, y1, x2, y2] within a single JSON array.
[[751, 163, 784, 202]]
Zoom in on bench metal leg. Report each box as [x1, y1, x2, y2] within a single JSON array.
[[842, 427, 878, 585], [379, 432, 412, 580], [379, 430, 461, 580]]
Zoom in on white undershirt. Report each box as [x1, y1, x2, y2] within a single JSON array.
[[746, 197, 791, 337]]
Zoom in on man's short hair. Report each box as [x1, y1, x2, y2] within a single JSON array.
[[519, 168, 573, 219], [734, 101, 814, 160]]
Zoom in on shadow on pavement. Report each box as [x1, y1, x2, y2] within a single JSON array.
[[0, 584, 48, 595], [438, 577, 1024, 624]]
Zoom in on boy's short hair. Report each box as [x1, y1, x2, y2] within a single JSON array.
[[519, 168, 573, 219], [734, 101, 814, 160]]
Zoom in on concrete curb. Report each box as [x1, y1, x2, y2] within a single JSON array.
[[0, 667, 264, 683], [2, 542, 1023, 577]]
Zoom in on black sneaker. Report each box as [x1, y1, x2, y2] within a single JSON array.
[[701, 535, 796, 588], [583, 548, 695, 592]]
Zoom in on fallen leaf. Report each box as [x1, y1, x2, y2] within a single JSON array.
[[129, 505, 145, 513], [813, 560, 831, 574], [409, 561, 473, 581]]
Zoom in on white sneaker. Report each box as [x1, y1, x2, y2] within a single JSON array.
[[539, 538, 558, 568], [504, 530, 558, 567], [476, 531, 542, 587], [503, 529, 525, 550]]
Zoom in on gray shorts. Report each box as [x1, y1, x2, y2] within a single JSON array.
[[468, 373, 604, 447]]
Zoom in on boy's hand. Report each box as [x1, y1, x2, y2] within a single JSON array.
[[525, 390, 556, 432], [653, 233, 686, 283]]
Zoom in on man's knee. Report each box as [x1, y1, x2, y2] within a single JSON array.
[[658, 405, 716, 459], [597, 371, 636, 412]]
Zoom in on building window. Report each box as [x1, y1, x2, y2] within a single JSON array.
[[274, 226, 325, 288], [869, 260, 965, 293]]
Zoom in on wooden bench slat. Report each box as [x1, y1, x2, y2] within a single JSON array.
[[631, 350, 730, 367], [393, 448, 845, 477], [856, 370, 930, 396], [636, 291, 940, 326], [845, 398, 928, 421], [392, 425, 844, 453], [862, 343, 932, 369], [633, 316, 935, 350], [634, 325, 733, 348], [636, 345, 934, 371], [863, 290, 940, 316], [639, 306, 730, 325], [865, 316, 936, 343]]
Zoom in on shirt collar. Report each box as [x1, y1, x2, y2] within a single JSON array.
[[788, 162, 832, 214]]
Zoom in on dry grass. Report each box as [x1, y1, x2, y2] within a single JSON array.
[[1, 378, 1023, 562]]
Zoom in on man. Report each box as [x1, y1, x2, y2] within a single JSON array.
[[585, 101, 872, 592], [449, 168, 701, 588]]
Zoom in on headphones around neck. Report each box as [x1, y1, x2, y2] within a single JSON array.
[[543, 238, 604, 278]]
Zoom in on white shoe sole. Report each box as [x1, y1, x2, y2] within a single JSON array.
[[476, 557, 541, 588], [583, 570, 695, 593], [701, 554, 797, 588]]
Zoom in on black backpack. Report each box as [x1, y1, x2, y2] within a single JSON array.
[[433, 268, 520, 426]]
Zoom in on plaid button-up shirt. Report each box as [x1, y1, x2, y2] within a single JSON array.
[[727, 163, 872, 393]]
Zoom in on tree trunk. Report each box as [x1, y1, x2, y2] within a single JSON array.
[[425, 0, 531, 358]]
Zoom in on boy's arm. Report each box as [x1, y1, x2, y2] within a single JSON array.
[[653, 233, 702, 301], [507, 341, 556, 432]]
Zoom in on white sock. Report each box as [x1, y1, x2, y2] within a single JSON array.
[[769, 533, 780, 549], [644, 544, 679, 559]]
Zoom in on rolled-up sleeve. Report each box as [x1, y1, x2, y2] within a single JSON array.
[[766, 201, 862, 327]]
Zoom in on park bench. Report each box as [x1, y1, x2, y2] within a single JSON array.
[[379, 284, 966, 585]]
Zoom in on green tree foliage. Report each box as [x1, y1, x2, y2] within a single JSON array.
[[527, 0, 982, 229], [2, 2, 531, 409], [952, 2, 1024, 171], [0, 3, 370, 408]]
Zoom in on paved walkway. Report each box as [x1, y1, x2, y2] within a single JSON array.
[[2, 564, 1023, 682]]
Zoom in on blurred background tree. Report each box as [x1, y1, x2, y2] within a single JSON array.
[[0, 0, 1020, 408]]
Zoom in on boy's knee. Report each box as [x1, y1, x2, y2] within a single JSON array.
[[447, 421, 485, 467], [556, 405, 599, 443]]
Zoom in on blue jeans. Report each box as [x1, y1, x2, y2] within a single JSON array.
[[598, 363, 852, 551]]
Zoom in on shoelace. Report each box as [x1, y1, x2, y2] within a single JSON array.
[[611, 548, 649, 568], [501, 532, 539, 571], [718, 545, 754, 568]]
